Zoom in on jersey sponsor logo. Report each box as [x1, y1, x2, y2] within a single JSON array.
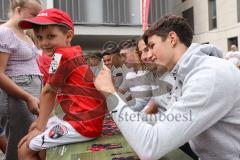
[[49, 53, 62, 74], [37, 12, 48, 17], [48, 124, 68, 139]]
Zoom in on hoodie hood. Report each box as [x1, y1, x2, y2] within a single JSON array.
[[199, 43, 223, 58], [170, 43, 224, 82]]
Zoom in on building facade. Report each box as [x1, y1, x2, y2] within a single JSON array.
[[1, 0, 239, 53], [167, 0, 240, 53], [0, 0, 170, 52]]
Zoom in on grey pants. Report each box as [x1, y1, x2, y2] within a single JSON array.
[[0, 75, 42, 160]]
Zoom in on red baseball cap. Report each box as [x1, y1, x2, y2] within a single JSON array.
[[19, 8, 74, 32]]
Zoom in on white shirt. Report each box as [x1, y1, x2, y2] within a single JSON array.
[[225, 51, 240, 65]]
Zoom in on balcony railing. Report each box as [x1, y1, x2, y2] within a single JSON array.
[[53, 0, 136, 25], [54, 0, 86, 23], [103, 0, 130, 25], [148, 0, 169, 25]]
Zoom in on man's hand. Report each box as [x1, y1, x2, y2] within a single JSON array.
[[18, 128, 42, 148], [26, 95, 40, 115], [94, 64, 116, 97]]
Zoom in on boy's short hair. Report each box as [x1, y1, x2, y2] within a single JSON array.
[[19, 8, 74, 32], [143, 15, 193, 47]]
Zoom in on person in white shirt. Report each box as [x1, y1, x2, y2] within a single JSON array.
[[225, 44, 240, 67], [94, 15, 240, 160], [102, 41, 125, 88], [118, 40, 153, 111], [136, 38, 174, 114], [88, 52, 102, 76], [111, 53, 124, 88]]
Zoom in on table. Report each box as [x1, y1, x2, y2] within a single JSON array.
[[47, 115, 193, 160], [46, 134, 193, 160], [46, 112, 193, 160]]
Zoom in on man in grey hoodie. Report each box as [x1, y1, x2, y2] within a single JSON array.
[[94, 15, 240, 160]]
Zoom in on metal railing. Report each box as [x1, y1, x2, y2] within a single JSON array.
[[149, 0, 168, 24], [54, 0, 132, 25], [54, 0, 86, 23], [103, 0, 130, 24]]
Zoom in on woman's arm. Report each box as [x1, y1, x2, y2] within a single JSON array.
[[0, 52, 39, 114]]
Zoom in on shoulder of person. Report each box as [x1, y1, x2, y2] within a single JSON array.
[[0, 26, 15, 39]]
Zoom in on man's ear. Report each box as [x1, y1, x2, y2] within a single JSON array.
[[169, 31, 177, 47], [66, 30, 74, 43]]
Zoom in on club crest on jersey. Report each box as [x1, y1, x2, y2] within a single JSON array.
[[48, 124, 68, 139]]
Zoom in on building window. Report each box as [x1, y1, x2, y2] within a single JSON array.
[[103, 0, 130, 24], [237, 0, 240, 22], [182, 7, 194, 33], [228, 37, 238, 51], [0, 0, 9, 21], [54, 0, 132, 25], [54, 0, 86, 23], [209, 0, 217, 30], [148, 0, 168, 24]]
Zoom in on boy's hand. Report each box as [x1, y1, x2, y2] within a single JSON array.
[[94, 64, 116, 97], [18, 128, 42, 148], [26, 95, 40, 115]]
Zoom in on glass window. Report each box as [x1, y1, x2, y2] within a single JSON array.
[[103, 0, 130, 24], [148, 0, 168, 24], [0, 0, 9, 21], [228, 37, 238, 51], [54, 0, 86, 23], [182, 7, 194, 33], [209, 0, 217, 30]]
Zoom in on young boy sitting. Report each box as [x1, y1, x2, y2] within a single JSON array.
[[17, 8, 106, 160]]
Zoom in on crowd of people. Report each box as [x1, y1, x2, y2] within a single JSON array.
[[0, 0, 239, 160]]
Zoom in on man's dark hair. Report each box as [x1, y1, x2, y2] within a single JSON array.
[[88, 51, 102, 59], [101, 41, 120, 56], [143, 15, 193, 47], [119, 39, 137, 50]]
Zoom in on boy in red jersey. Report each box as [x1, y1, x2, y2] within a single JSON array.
[[17, 8, 106, 160]]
